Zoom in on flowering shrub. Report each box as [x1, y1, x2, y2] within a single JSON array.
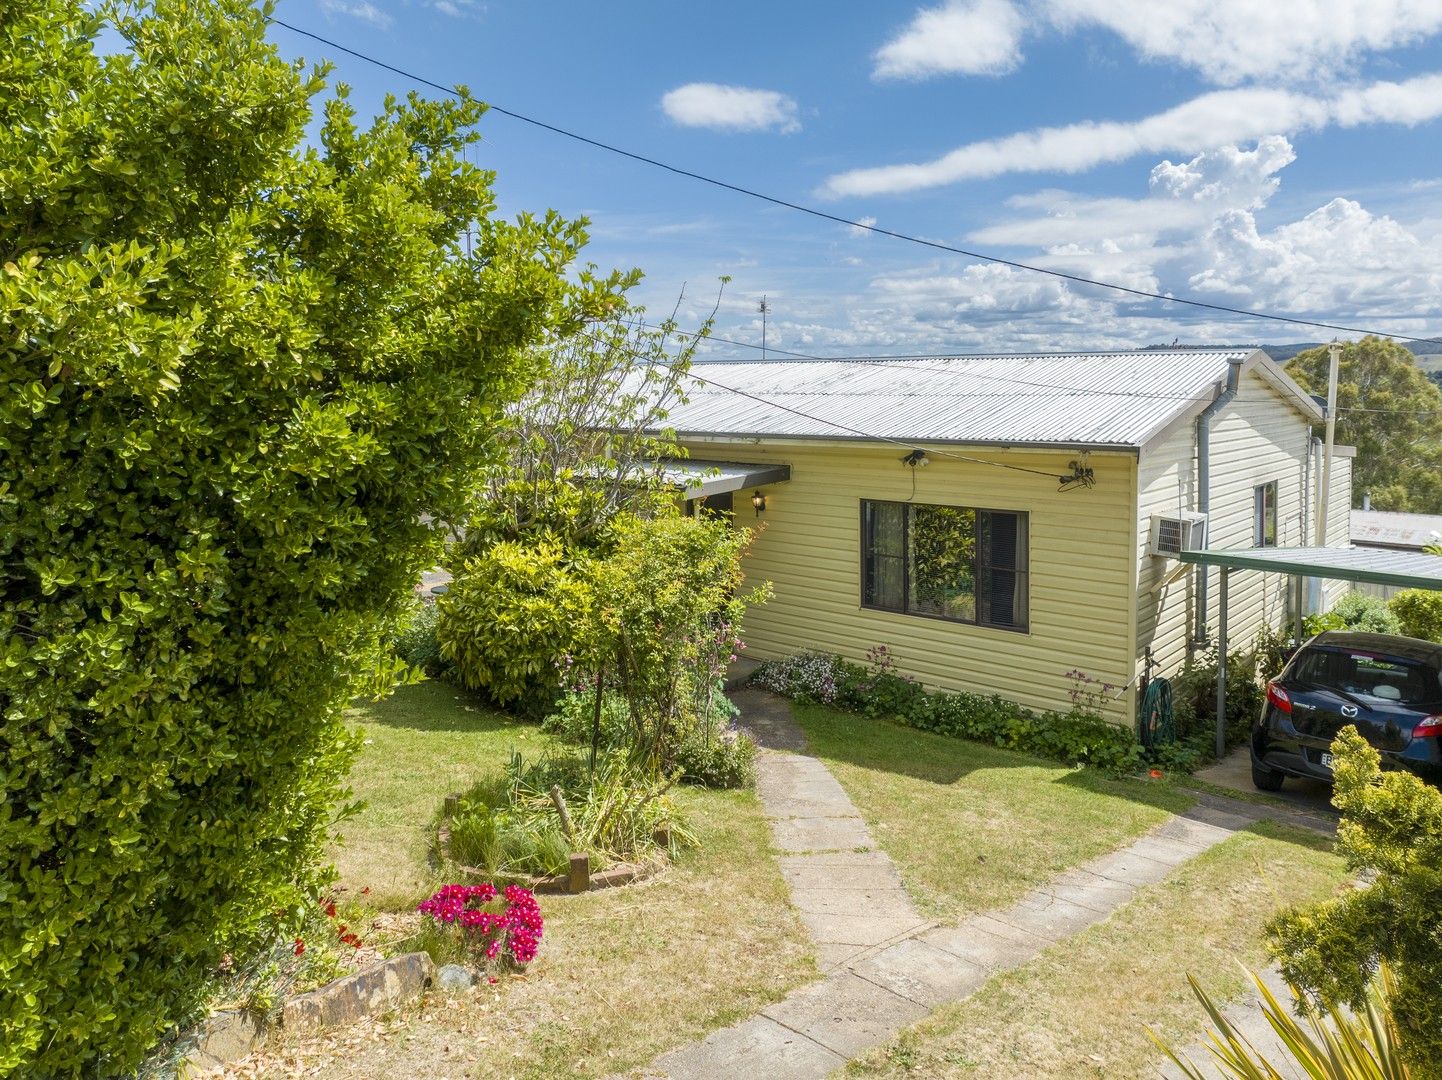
[[751, 651, 848, 703], [756, 648, 1145, 773], [417, 883, 544, 966]]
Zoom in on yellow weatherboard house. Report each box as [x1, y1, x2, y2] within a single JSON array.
[[656, 349, 1353, 725]]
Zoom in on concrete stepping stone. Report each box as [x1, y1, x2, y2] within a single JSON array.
[[850, 938, 989, 1007], [648, 1015, 843, 1080], [761, 972, 930, 1058]]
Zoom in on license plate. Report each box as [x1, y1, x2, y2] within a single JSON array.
[[1321, 752, 1335, 769]]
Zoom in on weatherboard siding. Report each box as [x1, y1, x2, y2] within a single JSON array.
[[1135, 369, 1346, 681], [682, 439, 1139, 723]]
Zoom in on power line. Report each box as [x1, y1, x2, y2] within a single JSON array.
[[266, 16, 1442, 348], [634, 320, 1442, 420], [575, 327, 1099, 484]]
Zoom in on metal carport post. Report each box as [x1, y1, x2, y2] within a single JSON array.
[[1179, 546, 1442, 762]]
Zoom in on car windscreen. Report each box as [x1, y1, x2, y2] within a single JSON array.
[[1291, 648, 1442, 707]]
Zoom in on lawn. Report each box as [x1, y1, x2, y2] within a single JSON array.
[[229, 681, 816, 1079], [848, 822, 1347, 1079], [794, 704, 1196, 922]]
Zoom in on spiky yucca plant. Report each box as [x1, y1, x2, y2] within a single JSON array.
[[1153, 964, 1410, 1080]]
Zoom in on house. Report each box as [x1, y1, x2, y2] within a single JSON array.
[[658, 348, 1354, 724]]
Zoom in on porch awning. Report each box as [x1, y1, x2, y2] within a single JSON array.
[[658, 459, 791, 501], [1179, 546, 1442, 591]]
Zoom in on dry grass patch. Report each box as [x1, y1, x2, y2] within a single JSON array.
[[795, 704, 1194, 921], [849, 821, 1346, 1080], [227, 682, 816, 1079]]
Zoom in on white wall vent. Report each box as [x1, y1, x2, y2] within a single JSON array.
[[1149, 512, 1207, 558]]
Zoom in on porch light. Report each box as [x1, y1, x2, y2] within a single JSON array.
[[751, 490, 767, 516]]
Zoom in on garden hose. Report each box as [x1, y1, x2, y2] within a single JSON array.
[[1138, 677, 1177, 750]]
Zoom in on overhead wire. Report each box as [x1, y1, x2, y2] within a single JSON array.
[[659, 323, 1442, 415], [266, 16, 1442, 348], [574, 327, 1095, 485]]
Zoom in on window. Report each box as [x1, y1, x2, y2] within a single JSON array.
[[861, 500, 1028, 631], [1254, 481, 1278, 547]]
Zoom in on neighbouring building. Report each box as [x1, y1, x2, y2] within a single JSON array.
[[656, 348, 1354, 724]]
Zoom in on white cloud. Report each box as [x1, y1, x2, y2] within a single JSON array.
[[873, 0, 1027, 79], [694, 137, 1441, 356], [660, 83, 801, 134], [848, 215, 878, 238], [1047, 0, 1442, 86], [1189, 197, 1442, 313], [318, 0, 392, 28], [822, 73, 1442, 196]]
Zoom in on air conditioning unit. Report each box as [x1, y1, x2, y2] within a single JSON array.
[[1149, 512, 1208, 558]]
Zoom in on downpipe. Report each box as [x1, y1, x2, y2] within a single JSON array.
[[1194, 359, 1243, 645]]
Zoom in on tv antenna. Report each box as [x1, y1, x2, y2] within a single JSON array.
[[758, 296, 771, 359]]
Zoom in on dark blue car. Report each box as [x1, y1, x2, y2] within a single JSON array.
[[1252, 631, 1442, 790]]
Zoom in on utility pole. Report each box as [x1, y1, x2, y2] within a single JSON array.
[[1316, 339, 1341, 547], [758, 296, 770, 360]]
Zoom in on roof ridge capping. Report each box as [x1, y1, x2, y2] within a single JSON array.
[[664, 347, 1323, 451]]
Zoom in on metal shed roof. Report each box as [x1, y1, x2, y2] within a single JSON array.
[[661, 349, 1318, 450], [1351, 510, 1442, 552], [1180, 546, 1442, 590]]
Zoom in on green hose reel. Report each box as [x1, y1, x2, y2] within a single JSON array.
[[1138, 676, 1176, 751]]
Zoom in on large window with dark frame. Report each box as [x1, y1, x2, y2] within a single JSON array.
[[861, 500, 1029, 631]]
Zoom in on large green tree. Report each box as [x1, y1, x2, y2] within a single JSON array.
[[0, 1, 617, 1073], [1286, 336, 1442, 513]]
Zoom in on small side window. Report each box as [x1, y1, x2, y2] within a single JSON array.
[[1253, 481, 1278, 547]]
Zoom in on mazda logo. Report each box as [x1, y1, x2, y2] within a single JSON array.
[[1341, 704, 1359, 718]]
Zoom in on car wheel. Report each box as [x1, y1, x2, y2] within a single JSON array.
[[1251, 761, 1285, 792]]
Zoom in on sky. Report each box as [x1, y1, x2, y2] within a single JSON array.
[[266, 0, 1442, 359]]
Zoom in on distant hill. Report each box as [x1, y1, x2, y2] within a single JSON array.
[[1140, 341, 1439, 365]]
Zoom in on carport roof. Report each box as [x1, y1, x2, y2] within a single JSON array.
[[1179, 546, 1442, 591]]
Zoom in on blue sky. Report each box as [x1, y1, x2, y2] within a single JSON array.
[[267, 1, 1442, 358]]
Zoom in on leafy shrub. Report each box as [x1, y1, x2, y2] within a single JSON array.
[[391, 597, 446, 675], [757, 650, 1143, 773], [542, 689, 755, 788], [1391, 589, 1442, 643], [541, 688, 632, 746], [1268, 728, 1442, 1074], [0, 0, 601, 1072], [1169, 646, 1264, 750], [670, 725, 757, 789], [1306, 589, 1402, 636], [436, 540, 594, 716]]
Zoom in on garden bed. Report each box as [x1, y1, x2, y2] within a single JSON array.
[[217, 682, 815, 1079]]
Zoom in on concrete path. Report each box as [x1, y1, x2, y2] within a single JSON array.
[[738, 690, 930, 972], [642, 692, 1267, 1080]]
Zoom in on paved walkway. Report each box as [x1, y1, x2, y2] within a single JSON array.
[[642, 692, 1267, 1080]]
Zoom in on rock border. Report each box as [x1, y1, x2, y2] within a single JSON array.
[[178, 952, 435, 1077]]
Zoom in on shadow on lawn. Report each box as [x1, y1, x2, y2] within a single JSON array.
[[351, 678, 532, 735]]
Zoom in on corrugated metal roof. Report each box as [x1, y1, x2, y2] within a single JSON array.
[[1351, 510, 1442, 551], [1180, 546, 1442, 590], [662, 349, 1266, 449]]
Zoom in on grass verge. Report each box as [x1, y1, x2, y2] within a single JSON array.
[[795, 704, 1195, 922], [848, 821, 1345, 1079], [229, 681, 816, 1079]]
